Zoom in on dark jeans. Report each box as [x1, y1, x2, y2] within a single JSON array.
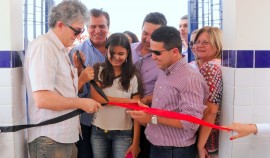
[[138, 126, 150, 158], [150, 143, 196, 158], [28, 136, 73, 158], [76, 124, 92, 158]]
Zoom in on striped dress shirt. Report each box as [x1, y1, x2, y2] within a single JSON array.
[[145, 58, 209, 147], [131, 42, 163, 97]]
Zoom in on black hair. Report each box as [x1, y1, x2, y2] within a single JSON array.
[[151, 26, 182, 53], [123, 31, 139, 43], [94, 33, 142, 93], [142, 12, 167, 28]]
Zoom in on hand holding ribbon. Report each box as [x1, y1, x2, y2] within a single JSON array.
[[110, 101, 230, 131]]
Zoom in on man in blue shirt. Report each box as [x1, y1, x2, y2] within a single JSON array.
[[70, 8, 110, 158]]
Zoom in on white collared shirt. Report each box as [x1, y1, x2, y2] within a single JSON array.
[[25, 29, 79, 143]]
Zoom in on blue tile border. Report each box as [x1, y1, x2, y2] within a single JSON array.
[[0, 51, 23, 68], [222, 50, 229, 67], [0, 51, 11, 68], [236, 50, 253, 68], [255, 50, 270, 68], [229, 50, 236, 68], [222, 50, 270, 68]]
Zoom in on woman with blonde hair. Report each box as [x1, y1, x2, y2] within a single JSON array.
[[194, 26, 223, 158]]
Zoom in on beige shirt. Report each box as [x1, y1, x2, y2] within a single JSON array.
[[25, 29, 79, 143], [92, 66, 139, 130]]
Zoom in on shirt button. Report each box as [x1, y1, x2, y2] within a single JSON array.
[[155, 98, 158, 101], [159, 86, 162, 89]]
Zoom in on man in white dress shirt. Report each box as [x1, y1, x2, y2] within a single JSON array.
[[24, 1, 101, 157]]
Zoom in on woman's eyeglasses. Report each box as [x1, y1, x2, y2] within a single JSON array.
[[69, 26, 85, 36], [194, 40, 210, 46]]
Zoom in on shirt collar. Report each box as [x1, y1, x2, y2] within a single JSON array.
[[134, 42, 152, 58], [47, 29, 69, 54], [164, 56, 186, 75]]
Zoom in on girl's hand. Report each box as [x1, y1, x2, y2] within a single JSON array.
[[79, 66, 94, 84], [125, 143, 140, 158], [73, 51, 86, 74]]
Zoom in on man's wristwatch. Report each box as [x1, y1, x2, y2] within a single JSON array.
[[151, 115, 158, 124]]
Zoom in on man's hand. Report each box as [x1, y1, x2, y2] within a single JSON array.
[[127, 101, 151, 125], [79, 98, 102, 113], [140, 95, 152, 105]]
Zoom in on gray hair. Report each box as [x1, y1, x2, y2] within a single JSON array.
[[180, 15, 188, 20], [49, 1, 89, 28]]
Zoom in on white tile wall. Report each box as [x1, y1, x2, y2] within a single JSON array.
[[0, 132, 15, 157], [0, 106, 13, 125], [220, 67, 270, 158], [219, 132, 233, 158], [253, 88, 270, 106], [234, 87, 253, 106], [235, 69, 254, 87], [0, 87, 12, 105], [222, 67, 235, 86], [0, 141, 15, 158], [0, 66, 27, 158], [232, 143, 251, 157], [220, 103, 233, 125], [222, 85, 234, 105], [221, 0, 270, 157], [234, 106, 253, 123], [254, 69, 270, 87], [0, 68, 11, 87], [0, 131, 27, 158], [250, 142, 270, 158], [252, 106, 270, 123]]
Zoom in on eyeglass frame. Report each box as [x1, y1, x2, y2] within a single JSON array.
[[68, 25, 85, 36], [193, 40, 211, 46]]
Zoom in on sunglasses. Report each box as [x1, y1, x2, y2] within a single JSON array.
[[150, 48, 174, 56], [69, 26, 85, 36]]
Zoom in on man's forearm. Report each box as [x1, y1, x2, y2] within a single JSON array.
[[33, 90, 80, 110]]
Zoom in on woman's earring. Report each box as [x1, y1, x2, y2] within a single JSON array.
[[125, 58, 127, 63]]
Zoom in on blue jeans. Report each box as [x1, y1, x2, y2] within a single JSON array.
[[91, 125, 132, 158], [28, 136, 73, 158], [150, 144, 196, 158]]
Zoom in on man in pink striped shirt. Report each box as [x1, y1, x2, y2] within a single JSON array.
[[128, 26, 208, 158]]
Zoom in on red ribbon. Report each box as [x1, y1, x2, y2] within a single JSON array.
[[108, 102, 230, 131]]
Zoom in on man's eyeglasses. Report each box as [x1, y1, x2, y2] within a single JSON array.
[[69, 26, 85, 36], [194, 40, 210, 46]]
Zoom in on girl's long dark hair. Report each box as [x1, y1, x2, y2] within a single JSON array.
[[94, 33, 136, 92]]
